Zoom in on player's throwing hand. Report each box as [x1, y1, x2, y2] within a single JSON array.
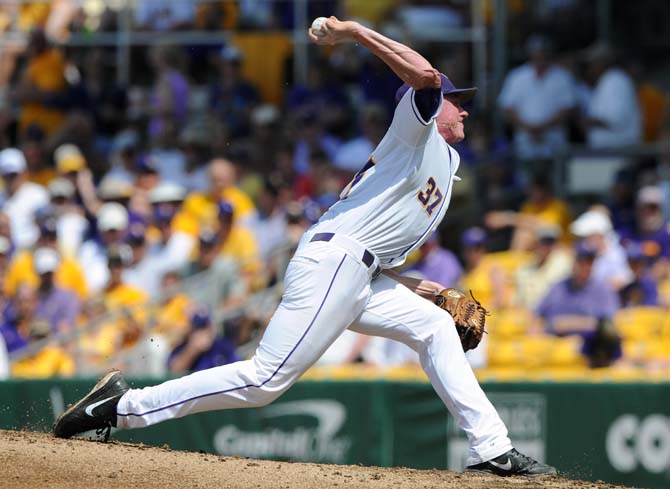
[[308, 16, 358, 46]]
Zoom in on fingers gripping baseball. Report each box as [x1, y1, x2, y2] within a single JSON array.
[[308, 16, 353, 46]]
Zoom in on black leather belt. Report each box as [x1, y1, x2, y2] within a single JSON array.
[[310, 232, 381, 278]]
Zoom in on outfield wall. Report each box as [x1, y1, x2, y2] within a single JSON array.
[[1, 378, 668, 489]]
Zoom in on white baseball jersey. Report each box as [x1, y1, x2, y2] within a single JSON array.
[[311, 87, 459, 268], [115, 84, 512, 466]]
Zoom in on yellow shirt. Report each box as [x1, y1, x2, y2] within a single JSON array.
[[12, 346, 74, 378], [520, 198, 572, 244], [81, 284, 149, 360], [152, 294, 192, 345], [459, 251, 532, 310], [219, 226, 261, 276], [4, 251, 88, 299], [183, 187, 256, 233], [27, 168, 58, 187], [20, 48, 66, 135]]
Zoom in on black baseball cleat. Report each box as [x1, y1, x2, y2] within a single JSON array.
[[465, 448, 557, 477], [53, 370, 129, 441]]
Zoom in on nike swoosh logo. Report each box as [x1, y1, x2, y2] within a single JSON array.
[[84, 395, 119, 417], [490, 459, 512, 471]]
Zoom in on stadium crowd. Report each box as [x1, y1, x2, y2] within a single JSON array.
[[0, 0, 668, 380]]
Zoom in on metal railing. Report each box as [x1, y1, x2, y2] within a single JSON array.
[[0, 0, 490, 106]]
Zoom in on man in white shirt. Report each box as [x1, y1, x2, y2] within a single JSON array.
[[498, 35, 577, 161], [582, 43, 641, 148], [78, 203, 129, 293], [0, 148, 49, 250]]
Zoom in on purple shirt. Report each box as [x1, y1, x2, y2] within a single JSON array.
[[536, 277, 620, 333], [618, 226, 670, 259], [36, 287, 80, 333], [408, 247, 463, 287], [168, 335, 238, 373]]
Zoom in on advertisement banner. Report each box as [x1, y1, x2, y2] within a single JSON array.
[[1, 378, 669, 489]]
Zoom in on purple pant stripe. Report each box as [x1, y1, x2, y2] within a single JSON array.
[[118, 254, 348, 418]]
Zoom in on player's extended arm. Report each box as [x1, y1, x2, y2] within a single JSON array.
[[308, 16, 440, 91], [382, 269, 443, 300]]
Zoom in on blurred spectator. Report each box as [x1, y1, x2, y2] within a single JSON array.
[[209, 45, 260, 138], [13, 28, 66, 137], [179, 118, 214, 191], [22, 126, 56, 186], [32, 247, 80, 333], [148, 44, 190, 144], [627, 61, 668, 143], [80, 48, 128, 141], [498, 34, 577, 161], [52, 143, 103, 223], [152, 271, 193, 346], [4, 216, 88, 299], [2, 293, 74, 378], [291, 109, 341, 177], [570, 208, 633, 290], [406, 233, 463, 287], [135, 0, 195, 31], [534, 241, 621, 368], [88, 244, 149, 362], [124, 182, 195, 299], [168, 307, 237, 374], [182, 229, 247, 311], [182, 158, 257, 227], [581, 43, 641, 148], [514, 225, 573, 309], [249, 175, 290, 263], [619, 242, 658, 307], [47, 177, 88, 256], [0, 148, 49, 250], [78, 202, 129, 293], [215, 201, 262, 289], [618, 186, 670, 267], [485, 175, 571, 250], [606, 168, 636, 232], [287, 59, 349, 136], [459, 227, 507, 309], [182, 230, 248, 310], [1, 284, 40, 354], [334, 103, 389, 172], [106, 130, 140, 185]]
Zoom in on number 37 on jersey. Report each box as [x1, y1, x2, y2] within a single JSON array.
[[417, 177, 443, 216]]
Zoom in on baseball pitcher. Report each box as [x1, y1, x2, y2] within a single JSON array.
[[54, 16, 556, 478]]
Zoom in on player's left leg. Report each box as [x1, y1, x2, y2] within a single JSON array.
[[54, 242, 375, 437], [348, 274, 556, 476]]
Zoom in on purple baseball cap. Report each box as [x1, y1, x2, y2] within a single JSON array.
[[395, 73, 477, 105]]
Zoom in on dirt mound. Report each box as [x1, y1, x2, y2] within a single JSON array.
[[0, 429, 631, 489]]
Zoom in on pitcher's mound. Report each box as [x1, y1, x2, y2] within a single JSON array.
[[0, 429, 630, 489]]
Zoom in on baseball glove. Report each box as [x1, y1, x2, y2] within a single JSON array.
[[434, 288, 488, 351]]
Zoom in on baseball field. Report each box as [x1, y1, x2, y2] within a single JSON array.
[[1, 429, 633, 489]]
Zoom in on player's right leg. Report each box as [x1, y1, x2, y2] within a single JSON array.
[[54, 241, 374, 437], [348, 274, 556, 477]]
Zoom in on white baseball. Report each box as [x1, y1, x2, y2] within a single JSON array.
[[311, 17, 328, 37]]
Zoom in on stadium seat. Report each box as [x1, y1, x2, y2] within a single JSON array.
[[486, 307, 533, 339], [614, 307, 668, 341]]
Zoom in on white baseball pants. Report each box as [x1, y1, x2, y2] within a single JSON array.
[[116, 236, 512, 465]]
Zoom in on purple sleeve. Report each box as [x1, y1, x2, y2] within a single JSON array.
[[413, 87, 442, 122]]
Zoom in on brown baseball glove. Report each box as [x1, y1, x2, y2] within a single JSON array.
[[434, 288, 488, 351]]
